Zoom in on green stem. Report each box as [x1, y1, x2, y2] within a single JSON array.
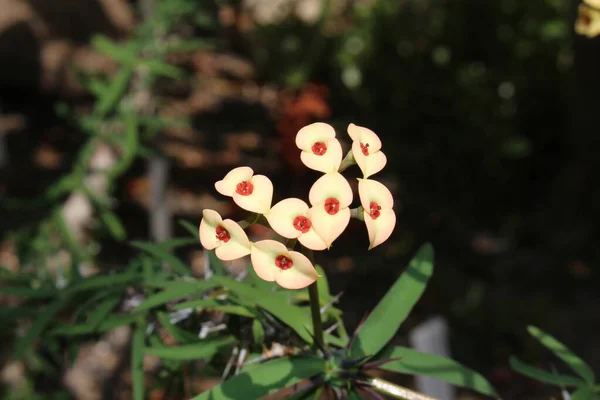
[[303, 248, 325, 352], [366, 377, 439, 400], [338, 150, 356, 173]]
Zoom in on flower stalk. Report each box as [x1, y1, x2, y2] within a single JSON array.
[[303, 248, 325, 352]]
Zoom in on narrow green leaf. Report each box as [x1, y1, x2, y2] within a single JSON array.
[[213, 276, 313, 344], [376, 346, 498, 397], [157, 238, 198, 249], [572, 387, 600, 400], [66, 272, 138, 293], [132, 317, 146, 400], [99, 209, 127, 241], [13, 296, 70, 359], [349, 243, 434, 358], [145, 336, 235, 360], [0, 286, 56, 299], [190, 356, 325, 400], [207, 249, 228, 276], [88, 297, 121, 329], [252, 319, 265, 345], [156, 312, 198, 343], [50, 314, 137, 336], [173, 298, 256, 317], [135, 281, 217, 312], [315, 265, 334, 303], [509, 356, 585, 387], [143, 60, 184, 79], [131, 241, 190, 275], [527, 325, 595, 385], [94, 67, 133, 117], [178, 219, 199, 240]]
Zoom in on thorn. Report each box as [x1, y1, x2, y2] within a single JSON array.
[[304, 328, 330, 358], [325, 320, 341, 335], [221, 346, 238, 381], [234, 347, 247, 375], [357, 385, 385, 400], [361, 357, 404, 371], [320, 291, 344, 314], [346, 312, 370, 351]]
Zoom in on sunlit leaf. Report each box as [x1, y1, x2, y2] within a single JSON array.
[[509, 356, 585, 387], [135, 280, 218, 312], [131, 241, 190, 275], [375, 346, 498, 397], [145, 336, 235, 360], [349, 244, 434, 358], [189, 356, 325, 400], [571, 387, 600, 400], [527, 325, 595, 385]]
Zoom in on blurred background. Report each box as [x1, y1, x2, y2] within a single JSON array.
[[1, 0, 599, 399]]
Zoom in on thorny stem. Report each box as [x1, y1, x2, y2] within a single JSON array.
[[365, 377, 439, 400], [303, 248, 325, 352], [338, 150, 356, 173]]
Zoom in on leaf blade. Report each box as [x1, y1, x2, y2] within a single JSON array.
[[349, 243, 434, 358], [509, 356, 585, 387], [144, 336, 235, 360]]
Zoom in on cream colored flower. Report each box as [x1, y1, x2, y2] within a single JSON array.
[[358, 179, 396, 249], [347, 123, 387, 178], [295, 122, 343, 173], [265, 198, 327, 250], [308, 172, 353, 247], [584, 0, 600, 9], [199, 209, 251, 260], [250, 240, 319, 289], [214, 166, 273, 214], [575, 3, 600, 38]]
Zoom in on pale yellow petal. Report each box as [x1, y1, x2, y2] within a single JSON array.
[[250, 240, 286, 282], [232, 174, 273, 214], [575, 4, 600, 38], [310, 205, 350, 247], [265, 198, 309, 239], [199, 218, 218, 250], [216, 220, 251, 260], [295, 122, 336, 150], [297, 227, 327, 251], [352, 142, 387, 178], [275, 251, 319, 290], [215, 166, 254, 196], [300, 137, 343, 173], [347, 123, 382, 152], [364, 208, 396, 249], [584, 0, 600, 9], [358, 179, 394, 210], [308, 172, 353, 208]]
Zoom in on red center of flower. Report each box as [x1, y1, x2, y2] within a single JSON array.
[[324, 198, 340, 215], [360, 142, 370, 156], [312, 141, 327, 156], [293, 216, 312, 233], [275, 255, 293, 270], [236, 181, 254, 196], [369, 201, 382, 220], [215, 225, 231, 242]]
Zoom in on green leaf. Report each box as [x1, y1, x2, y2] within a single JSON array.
[[13, 296, 70, 359], [375, 346, 498, 397], [135, 280, 218, 312], [66, 272, 139, 293], [315, 265, 334, 303], [145, 336, 235, 360], [50, 314, 137, 336], [0, 286, 57, 299], [157, 238, 198, 249], [88, 297, 121, 329], [99, 209, 127, 241], [156, 312, 198, 343], [349, 243, 434, 358], [132, 317, 146, 400], [131, 241, 190, 275], [94, 67, 133, 117], [173, 299, 256, 318], [252, 319, 265, 345], [213, 276, 313, 344], [527, 325, 595, 385], [509, 356, 585, 387], [143, 60, 184, 79], [207, 249, 228, 276], [190, 356, 325, 400], [572, 387, 600, 400], [178, 219, 199, 240]]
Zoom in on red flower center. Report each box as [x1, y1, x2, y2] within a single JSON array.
[[215, 225, 231, 242], [236, 181, 254, 196], [275, 255, 293, 270], [360, 142, 370, 156], [369, 201, 382, 220], [324, 198, 340, 215], [312, 141, 327, 156], [581, 13, 591, 27], [293, 216, 312, 233]]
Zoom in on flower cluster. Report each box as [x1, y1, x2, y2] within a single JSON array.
[[575, 0, 600, 38], [199, 122, 396, 289]]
